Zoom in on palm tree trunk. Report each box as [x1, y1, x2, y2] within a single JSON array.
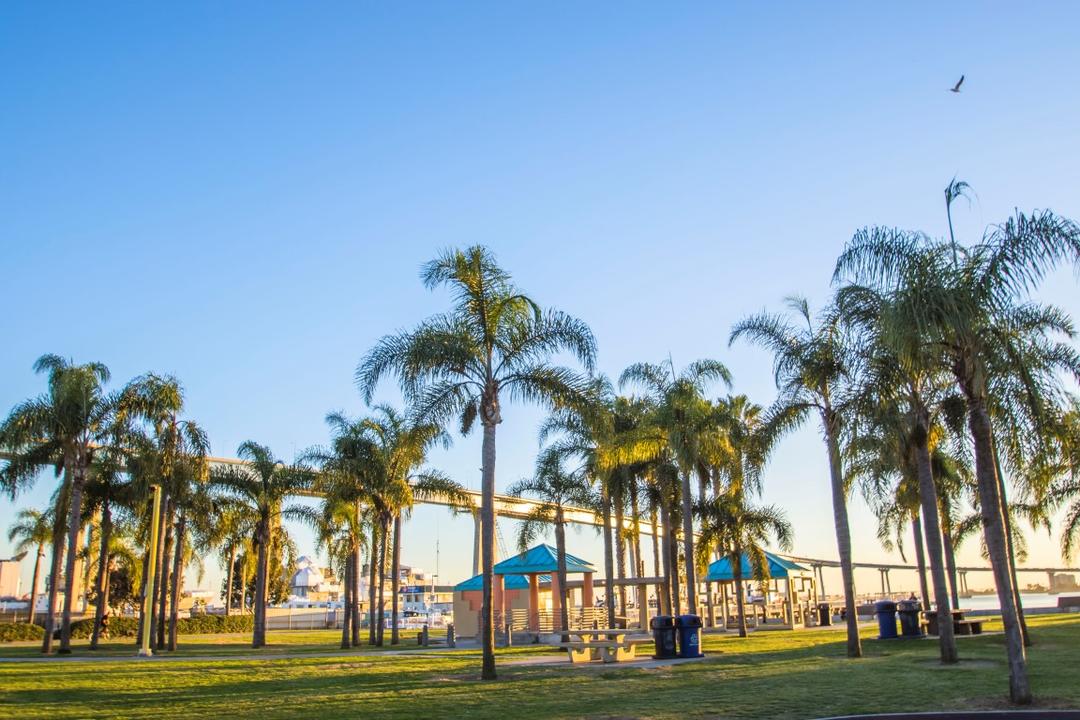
[[991, 441, 1031, 647], [28, 545, 43, 625], [90, 502, 113, 649], [629, 479, 644, 578], [240, 559, 248, 615], [391, 515, 402, 645], [679, 471, 698, 616], [252, 520, 269, 649], [135, 546, 150, 648], [341, 558, 352, 649], [42, 472, 70, 653], [911, 514, 930, 612], [478, 411, 500, 680], [376, 517, 388, 646], [555, 510, 570, 641], [667, 501, 682, 616], [225, 544, 236, 616], [58, 455, 88, 654], [168, 513, 186, 651], [968, 400, 1030, 704], [650, 506, 666, 616], [351, 546, 361, 647], [913, 432, 958, 663], [156, 501, 174, 651], [733, 552, 748, 638], [823, 409, 862, 658], [614, 495, 628, 616], [600, 484, 617, 629], [942, 525, 961, 608], [368, 524, 378, 645]]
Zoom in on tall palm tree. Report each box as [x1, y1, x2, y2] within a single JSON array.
[[0, 354, 117, 653], [210, 442, 312, 648], [356, 245, 596, 679], [508, 448, 595, 638], [695, 491, 793, 638], [731, 298, 863, 658], [834, 200, 1080, 703], [618, 358, 733, 616], [6, 508, 52, 624], [837, 283, 960, 663]]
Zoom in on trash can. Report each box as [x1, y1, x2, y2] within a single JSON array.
[[897, 600, 923, 638], [675, 614, 704, 658], [650, 615, 677, 659], [874, 600, 898, 639], [817, 603, 832, 626]]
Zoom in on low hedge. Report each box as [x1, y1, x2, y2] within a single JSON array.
[[66, 613, 255, 639], [0, 622, 45, 642]]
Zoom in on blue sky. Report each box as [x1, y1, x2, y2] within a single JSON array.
[[2, 2, 1079, 596]]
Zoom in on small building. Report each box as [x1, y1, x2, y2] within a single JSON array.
[[705, 551, 816, 629], [453, 573, 546, 638]]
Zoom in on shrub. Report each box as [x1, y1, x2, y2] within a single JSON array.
[[63, 613, 254, 639], [67, 616, 140, 639], [0, 622, 45, 642]]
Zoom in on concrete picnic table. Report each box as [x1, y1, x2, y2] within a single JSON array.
[[556, 628, 649, 664]]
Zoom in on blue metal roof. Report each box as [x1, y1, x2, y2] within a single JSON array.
[[493, 544, 595, 575], [453, 573, 551, 591], [706, 551, 809, 581]]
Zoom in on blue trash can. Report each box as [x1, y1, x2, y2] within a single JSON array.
[[675, 614, 704, 658], [875, 600, 898, 639], [650, 615, 677, 659]]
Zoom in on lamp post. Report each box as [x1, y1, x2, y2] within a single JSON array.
[[137, 484, 163, 657]]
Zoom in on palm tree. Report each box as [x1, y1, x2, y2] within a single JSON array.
[[212, 505, 255, 616], [618, 358, 733, 616], [356, 245, 596, 679], [833, 199, 1080, 703], [210, 442, 312, 648], [837, 283, 959, 663], [540, 378, 625, 627], [357, 406, 472, 644], [0, 354, 117, 653], [6, 508, 52, 624], [507, 448, 595, 638], [119, 374, 209, 651], [695, 491, 793, 638], [731, 297, 863, 658], [81, 448, 138, 649]]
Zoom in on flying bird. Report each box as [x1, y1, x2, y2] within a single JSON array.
[[949, 75, 965, 93]]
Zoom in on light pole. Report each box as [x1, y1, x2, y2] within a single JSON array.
[[137, 484, 163, 657]]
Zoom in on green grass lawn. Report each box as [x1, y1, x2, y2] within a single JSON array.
[[2, 615, 1079, 719]]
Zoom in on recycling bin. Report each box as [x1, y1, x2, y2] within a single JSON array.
[[874, 599, 898, 639], [897, 600, 923, 638], [817, 603, 832, 626], [675, 614, 704, 658], [650, 615, 677, 659]]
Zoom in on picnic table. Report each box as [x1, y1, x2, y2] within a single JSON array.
[[924, 609, 983, 636], [555, 629, 650, 664]]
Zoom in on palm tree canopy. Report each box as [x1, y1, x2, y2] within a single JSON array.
[[356, 245, 597, 433]]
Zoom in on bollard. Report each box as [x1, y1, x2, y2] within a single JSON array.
[[505, 622, 512, 647], [447, 623, 456, 648], [422, 624, 430, 647]]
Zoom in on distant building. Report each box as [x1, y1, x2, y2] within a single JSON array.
[[1050, 573, 1079, 593], [0, 558, 22, 599], [289, 556, 344, 603]]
